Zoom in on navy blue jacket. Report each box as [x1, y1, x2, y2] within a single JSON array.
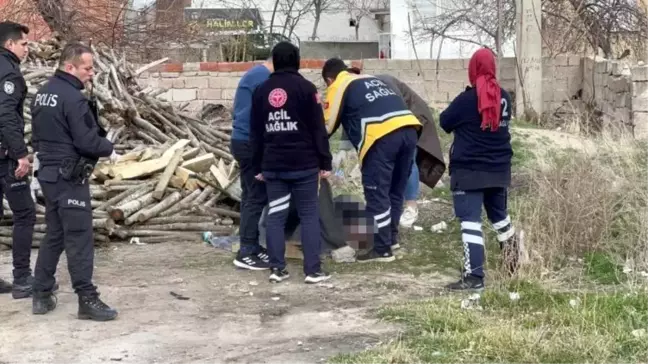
[[250, 70, 332, 174], [439, 86, 513, 190], [0, 47, 28, 160], [31, 70, 113, 168]]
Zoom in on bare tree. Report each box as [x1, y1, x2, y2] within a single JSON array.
[[278, 0, 313, 39], [343, 0, 386, 40], [410, 0, 647, 60], [310, 0, 339, 40]]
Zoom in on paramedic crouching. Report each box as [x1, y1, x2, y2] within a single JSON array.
[[250, 41, 333, 284]]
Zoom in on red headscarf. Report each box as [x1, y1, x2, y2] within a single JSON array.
[[468, 48, 502, 132]]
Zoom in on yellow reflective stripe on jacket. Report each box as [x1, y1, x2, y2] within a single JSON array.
[[358, 113, 421, 161], [324, 71, 374, 135]]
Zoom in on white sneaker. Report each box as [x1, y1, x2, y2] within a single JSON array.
[[399, 206, 419, 228]]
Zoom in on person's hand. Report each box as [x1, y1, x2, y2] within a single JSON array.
[[109, 151, 120, 164], [319, 170, 331, 179], [255, 173, 264, 181], [15, 157, 30, 178]]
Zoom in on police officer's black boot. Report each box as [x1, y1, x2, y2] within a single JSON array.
[[32, 291, 57, 315], [78, 293, 118, 321]]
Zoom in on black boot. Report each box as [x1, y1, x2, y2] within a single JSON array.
[[0, 278, 12, 294], [32, 291, 57, 315], [12, 275, 60, 300], [78, 293, 118, 321]]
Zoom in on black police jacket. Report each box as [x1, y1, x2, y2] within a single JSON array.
[[0, 47, 28, 160], [250, 69, 332, 174], [30, 70, 113, 167]]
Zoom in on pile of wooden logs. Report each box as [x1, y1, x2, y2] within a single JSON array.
[[0, 37, 242, 249]]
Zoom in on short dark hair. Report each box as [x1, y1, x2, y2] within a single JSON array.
[[0, 21, 29, 47], [59, 42, 93, 68], [271, 41, 300, 71], [322, 58, 348, 81]]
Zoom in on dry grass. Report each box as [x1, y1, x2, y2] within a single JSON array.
[[329, 121, 648, 363], [511, 125, 648, 284]]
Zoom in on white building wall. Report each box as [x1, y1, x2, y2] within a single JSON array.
[[192, 0, 382, 43], [390, 0, 516, 59]]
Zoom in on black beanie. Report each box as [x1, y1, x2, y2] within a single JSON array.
[[272, 41, 300, 71]]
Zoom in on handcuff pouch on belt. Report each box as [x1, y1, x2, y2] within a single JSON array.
[[59, 157, 94, 184]]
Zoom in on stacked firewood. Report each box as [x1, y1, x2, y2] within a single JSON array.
[[0, 37, 241, 249]]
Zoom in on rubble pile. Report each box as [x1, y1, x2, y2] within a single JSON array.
[[0, 37, 241, 248]]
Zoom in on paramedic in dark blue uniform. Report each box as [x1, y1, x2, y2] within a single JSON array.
[[0, 21, 38, 298], [322, 58, 421, 263], [440, 48, 520, 291], [250, 41, 333, 284], [30, 43, 118, 320]]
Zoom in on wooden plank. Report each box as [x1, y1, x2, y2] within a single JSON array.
[[168, 175, 185, 189], [153, 149, 184, 200], [182, 147, 200, 160], [181, 153, 216, 173], [285, 243, 304, 260], [108, 139, 190, 179], [210, 164, 230, 188], [184, 178, 201, 191], [173, 166, 193, 185]]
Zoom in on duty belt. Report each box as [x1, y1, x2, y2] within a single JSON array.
[[59, 157, 95, 184]]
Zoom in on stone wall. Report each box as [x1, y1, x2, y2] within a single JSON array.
[[137, 56, 647, 138]]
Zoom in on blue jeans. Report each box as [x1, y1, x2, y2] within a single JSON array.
[[403, 149, 419, 201]]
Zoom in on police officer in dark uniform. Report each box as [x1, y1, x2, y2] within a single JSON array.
[[30, 42, 117, 321], [0, 21, 39, 299]]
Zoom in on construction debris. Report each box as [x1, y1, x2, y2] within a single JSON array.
[[0, 37, 241, 248]]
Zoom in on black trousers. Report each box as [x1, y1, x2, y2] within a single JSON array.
[[33, 167, 96, 295], [265, 171, 321, 275], [361, 127, 418, 254], [0, 161, 36, 281], [230, 140, 268, 256]]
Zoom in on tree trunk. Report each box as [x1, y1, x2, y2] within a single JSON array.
[[269, 0, 281, 46], [32, 0, 76, 39], [311, 10, 321, 40], [282, 0, 297, 36]]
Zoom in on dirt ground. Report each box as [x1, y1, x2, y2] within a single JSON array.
[[0, 241, 452, 364], [1, 126, 591, 363]]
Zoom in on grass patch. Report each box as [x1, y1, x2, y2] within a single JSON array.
[[584, 252, 627, 285], [510, 131, 648, 280], [330, 283, 648, 363], [326, 120, 543, 277]]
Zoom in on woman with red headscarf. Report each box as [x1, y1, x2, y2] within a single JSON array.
[[439, 48, 520, 291]]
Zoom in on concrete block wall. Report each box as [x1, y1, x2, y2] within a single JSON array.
[[583, 57, 633, 128], [137, 56, 644, 138], [137, 60, 360, 114], [138, 56, 580, 112]]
